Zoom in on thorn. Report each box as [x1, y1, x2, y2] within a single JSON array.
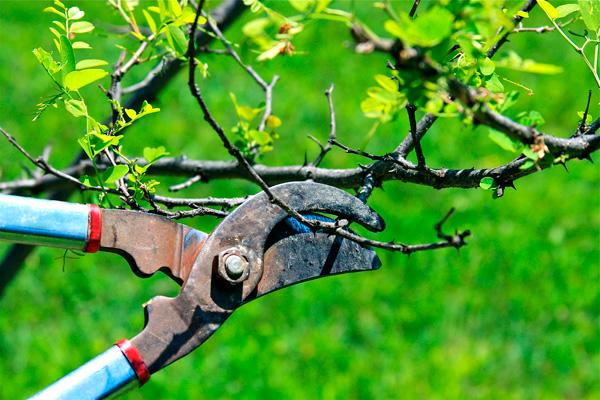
[[303, 152, 309, 167], [506, 181, 516, 190], [584, 154, 594, 163]]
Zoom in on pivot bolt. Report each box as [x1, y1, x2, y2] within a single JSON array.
[[217, 248, 250, 284], [224, 255, 245, 279]]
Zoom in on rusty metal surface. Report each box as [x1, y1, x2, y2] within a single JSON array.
[[100, 209, 206, 285], [130, 182, 385, 374]]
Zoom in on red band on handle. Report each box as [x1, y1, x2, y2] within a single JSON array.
[[84, 205, 102, 253], [115, 339, 150, 386]]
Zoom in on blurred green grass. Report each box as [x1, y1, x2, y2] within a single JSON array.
[[0, 1, 598, 399]]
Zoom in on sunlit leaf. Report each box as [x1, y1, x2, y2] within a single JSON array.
[[72, 41, 92, 49], [67, 7, 84, 20], [143, 146, 170, 164], [479, 58, 495, 76], [489, 129, 525, 152], [59, 35, 75, 84], [537, 0, 559, 20], [44, 7, 64, 17], [65, 69, 108, 91], [70, 21, 95, 33], [556, 4, 580, 18], [578, 0, 599, 32], [64, 99, 86, 117], [249, 130, 271, 145], [143, 9, 157, 33], [102, 165, 129, 183], [75, 59, 108, 70], [479, 177, 496, 190], [375, 74, 397, 93]]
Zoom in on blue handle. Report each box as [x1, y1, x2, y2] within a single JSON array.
[[28, 345, 139, 400], [0, 194, 91, 250]]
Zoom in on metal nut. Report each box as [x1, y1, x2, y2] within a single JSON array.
[[217, 248, 249, 284]]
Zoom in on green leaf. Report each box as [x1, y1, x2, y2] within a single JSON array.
[[578, 0, 600, 32], [242, 18, 271, 37], [519, 160, 536, 170], [266, 115, 282, 129], [537, 0, 559, 20], [70, 21, 95, 34], [72, 41, 92, 49], [125, 109, 137, 120], [384, 7, 454, 47], [556, 4, 580, 18], [518, 110, 545, 126], [78, 137, 94, 159], [44, 7, 65, 17], [103, 165, 129, 183], [79, 175, 98, 187], [366, 87, 397, 103], [167, 25, 187, 54], [64, 99, 86, 117], [157, 0, 167, 22], [140, 100, 160, 115], [375, 74, 397, 93], [67, 7, 84, 20], [577, 111, 593, 124], [59, 35, 75, 84], [249, 130, 271, 145], [479, 58, 495, 76], [143, 9, 157, 33], [289, 0, 312, 12], [479, 177, 496, 190], [498, 91, 520, 113], [489, 129, 525, 152], [168, 0, 182, 16], [32, 47, 61, 76], [52, 21, 66, 32], [143, 146, 169, 164], [65, 69, 108, 91], [75, 59, 108, 70], [484, 73, 504, 93]]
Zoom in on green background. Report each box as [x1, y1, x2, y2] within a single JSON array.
[[0, 1, 598, 399]]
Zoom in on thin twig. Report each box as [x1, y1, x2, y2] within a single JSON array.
[[257, 75, 280, 132], [313, 84, 336, 167], [169, 174, 203, 192], [406, 105, 426, 168], [408, 0, 421, 18], [487, 0, 537, 59], [578, 90, 593, 134]]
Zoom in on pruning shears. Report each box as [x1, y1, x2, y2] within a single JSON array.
[[0, 182, 385, 399]]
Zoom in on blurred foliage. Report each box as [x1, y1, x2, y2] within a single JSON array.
[[0, 1, 598, 399]]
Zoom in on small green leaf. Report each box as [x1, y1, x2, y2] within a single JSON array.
[[143, 146, 169, 164], [479, 177, 496, 190], [72, 41, 92, 49], [140, 100, 160, 115], [78, 136, 94, 159], [65, 69, 108, 91], [289, 0, 312, 12], [484, 72, 504, 93], [266, 115, 282, 129], [70, 21, 95, 34], [479, 58, 495, 76], [375, 74, 398, 93], [489, 129, 525, 153], [516, 11, 529, 18], [167, 25, 188, 54], [79, 175, 98, 187], [125, 109, 137, 120], [366, 87, 397, 103], [578, 0, 599, 32], [577, 111, 593, 125], [54, 0, 66, 9], [556, 4, 580, 18], [44, 7, 65, 17], [519, 160, 536, 170], [103, 165, 129, 183], [64, 99, 86, 117], [537, 0, 559, 20], [60, 35, 76, 84], [242, 18, 271, 37], [518, 110, 545, 126], [142, 9, 157, 33], [52, 21, 66, 32], [67, 7, 84, 20], [168, 0, 182, 16], [249, 130, 271, 146], [75, 59, 108, 70]]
